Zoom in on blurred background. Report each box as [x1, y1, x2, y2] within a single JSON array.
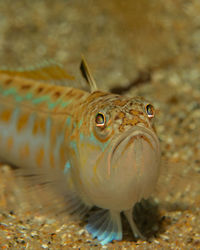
[[0, 0, 198, 89], [0, 0, 199, 248]]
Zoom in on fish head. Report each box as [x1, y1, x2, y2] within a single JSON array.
[[76, 91, 161, 210]]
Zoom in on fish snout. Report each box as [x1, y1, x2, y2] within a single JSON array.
[[106, 127, 161, 209]]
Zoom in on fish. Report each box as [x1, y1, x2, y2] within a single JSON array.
[[0, 58, 161, 245]]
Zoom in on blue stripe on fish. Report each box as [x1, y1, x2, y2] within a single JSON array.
[[64, 161, 71, 174]]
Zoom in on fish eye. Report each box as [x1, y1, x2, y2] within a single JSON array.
[[95, 112, 106, 127], [145, 104, 155, 118]]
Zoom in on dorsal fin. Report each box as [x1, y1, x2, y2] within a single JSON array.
[[0, 61, 75, 82], [80, 56, 98, 92]]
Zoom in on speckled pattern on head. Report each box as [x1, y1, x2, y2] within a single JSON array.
[[0, 61, 161, 245]]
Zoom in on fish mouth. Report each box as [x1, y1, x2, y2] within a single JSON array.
[[110, 126, 160, 168]]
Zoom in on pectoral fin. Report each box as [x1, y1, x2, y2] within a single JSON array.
[[124, 209, 146, 240], [6, 158, 90, 220]]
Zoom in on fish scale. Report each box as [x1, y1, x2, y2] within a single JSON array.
[[0, 59, 161, 245]]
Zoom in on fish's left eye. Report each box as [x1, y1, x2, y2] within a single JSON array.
[[95, 112, 106, 127], [145, 104, 155, 118]]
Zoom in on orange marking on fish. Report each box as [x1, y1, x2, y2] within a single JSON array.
[[140, 135, 154, 150], [64, 129, 71, 141], [60, 146, 65, 169], [123, 117, 139, 126], [50, 126, 57, 145], [39, 118, 46, 134], [118, 124, 125, 132], [4, 78, 13, 85], [130, 109, 143, 116], [32, 119, 46, 135], [66, 89, 73, 97], [93, 164, 97, 177], [115, 111, 125, 120], [43, 86, 54, 94], [36, 147, 45, 167], [113, 99, 128, 106], [0, 110, 12, 123], [21, 84, 31, 90], [76, 92, 85, 99], [7, 136, 14, 150], [33, 120, 39, 135], [119, 116, 148, 132], [50, 152, 55, 168], [17, 113, 29, 132], [20, 143, 30, 157], [36, 86, 44, 94], [53, 91, 61, 98], [86, 91, 110, 103]]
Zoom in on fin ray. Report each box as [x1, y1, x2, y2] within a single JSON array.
[[0, 61, 75, 83], [86, 209, 122, 245], [80, 56, 98, 92], [124, 209, 146, 240]]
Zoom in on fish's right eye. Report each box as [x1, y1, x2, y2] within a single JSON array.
[[95, 112, 106, 127]]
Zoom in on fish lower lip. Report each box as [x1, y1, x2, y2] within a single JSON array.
[[110, 127, 159, 165], [111, 134, 142, 163]]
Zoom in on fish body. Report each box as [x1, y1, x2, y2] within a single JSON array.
[[0, 60, 161, 244]]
